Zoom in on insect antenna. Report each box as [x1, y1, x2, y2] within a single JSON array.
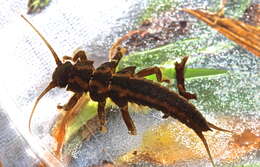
[[21, 15, 62, 66], [21, 15, 62, 132], [29, 82, 56, 132]]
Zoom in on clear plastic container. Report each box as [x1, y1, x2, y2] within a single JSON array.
[[0, 0, 259, 167]]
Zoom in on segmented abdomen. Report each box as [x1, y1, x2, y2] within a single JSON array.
[[110, 75, 211, 132]]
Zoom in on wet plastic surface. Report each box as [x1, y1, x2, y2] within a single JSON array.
[[0, 0, 259, 167]]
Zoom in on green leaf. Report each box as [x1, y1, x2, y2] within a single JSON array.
[[27, 0, 51, 14], [145, 67, 227, 81], [138, 0, 178, 23], [208, 0, 252, 19], [65, 100, 98, 141], [117, 36, 227, 81], [118, 38, 200, 71], [199, 41, 235, 54], [65, 98, 116, 141]]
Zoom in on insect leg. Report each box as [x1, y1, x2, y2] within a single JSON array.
[[72, 50, 88, 62], [62, 56, 73, 61], [57, 92, 83, 111], [135, 66, 170, 83], [63, 50, 90, 63], [110, 47, 128, 73], [116, 66, 136, 76], [117, 66, 169, 83], [112, 98, 137, 135], [120, 104, 137, 135], [98, 100, 107, 133], [175, 56, 197, 100], [109, 30, 147, 60]]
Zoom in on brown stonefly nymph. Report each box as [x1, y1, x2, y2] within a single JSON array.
[[21, 14, 233, 167]]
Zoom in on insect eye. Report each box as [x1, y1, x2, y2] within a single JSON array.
[[57, 77, 68, 87], [52, 62, 73, 87]]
